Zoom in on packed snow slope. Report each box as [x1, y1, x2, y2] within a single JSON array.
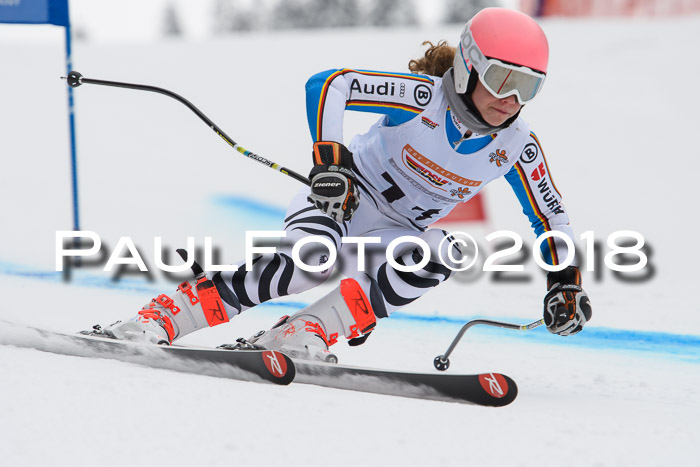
[[1, 15, 699, 467]]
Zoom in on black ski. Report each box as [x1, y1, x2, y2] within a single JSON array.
[[1, 321, 516, 406], [291, 359, 517, 406], [0, 321, 294, 385]]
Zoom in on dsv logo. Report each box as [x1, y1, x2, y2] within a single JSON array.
[[414, 84, 432, 106]]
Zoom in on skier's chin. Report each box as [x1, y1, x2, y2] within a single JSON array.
[[483, 108, 516, 127]]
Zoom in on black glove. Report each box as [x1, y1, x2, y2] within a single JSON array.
[[307, 141, 359, 222], [543, 266, 592, 336]]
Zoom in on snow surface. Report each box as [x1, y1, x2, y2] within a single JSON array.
[[1, 15, 700, 467]]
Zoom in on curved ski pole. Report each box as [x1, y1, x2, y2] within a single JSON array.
[[434, 318, 545, 371], [61, 71, 310, 186]]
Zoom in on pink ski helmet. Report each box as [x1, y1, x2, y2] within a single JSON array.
[[453, 8, 549, 104]]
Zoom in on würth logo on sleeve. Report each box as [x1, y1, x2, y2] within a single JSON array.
[[489, 149, 508, 167], [530, 162, 546, 181]]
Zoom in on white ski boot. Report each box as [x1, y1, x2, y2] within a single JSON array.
[[105, 277, 230, 345], [248, 278, 377, 362]]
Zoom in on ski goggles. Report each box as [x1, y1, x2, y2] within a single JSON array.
[[477, 58, 546, 105], [457, 26, 546, 105]]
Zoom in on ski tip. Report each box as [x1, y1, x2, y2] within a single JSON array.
[[476, 372, 518, 407], [260, 350, 296, 385]]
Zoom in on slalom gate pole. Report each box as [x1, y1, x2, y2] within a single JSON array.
[[434, 318, 545, 371], [61, 71, 310, 186]]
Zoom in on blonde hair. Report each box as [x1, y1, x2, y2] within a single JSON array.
[[408, 40, 457, 77]]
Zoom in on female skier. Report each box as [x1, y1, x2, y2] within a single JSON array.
[[103, 7, 592, 361]]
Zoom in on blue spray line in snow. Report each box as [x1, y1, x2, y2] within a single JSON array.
[[1, 258, 698, 362], [0, 259, 309, 305], [389, 312, 700, 363], [212, 194, 287, 221]]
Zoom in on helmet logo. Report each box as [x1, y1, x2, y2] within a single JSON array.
[[461, 29, 487, 74]]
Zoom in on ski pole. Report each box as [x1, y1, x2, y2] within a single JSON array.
[[434, 318, 545, 371], [61, 71, 310, 186]]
